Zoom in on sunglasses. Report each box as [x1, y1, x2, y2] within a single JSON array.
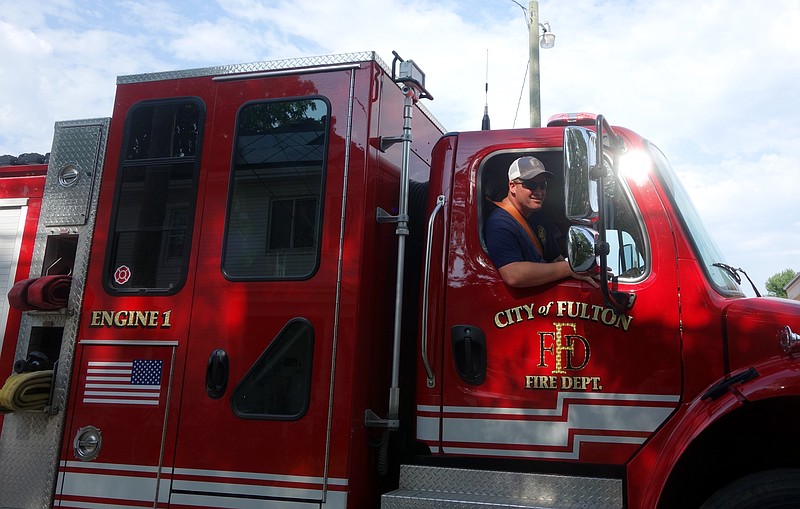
[[515, 179, 548, 191]]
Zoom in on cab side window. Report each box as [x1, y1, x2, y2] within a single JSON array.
[[603, 176, 648, 279], [478, 151, 568, 256], [478, 150, 648, 281]]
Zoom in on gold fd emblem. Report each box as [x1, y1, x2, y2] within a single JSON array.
[[525, 322, 602, 391]]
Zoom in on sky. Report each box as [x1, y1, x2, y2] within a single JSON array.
[[1, 0, 798, 295]]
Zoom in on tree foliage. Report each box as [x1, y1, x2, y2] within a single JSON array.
[[765, 268, 797, 298], [237, 100, 321, 135]]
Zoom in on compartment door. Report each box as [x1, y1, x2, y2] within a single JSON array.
[[0, 199, 27, 348], [57, 341, 176, 506], [171, 71, 355, 507]]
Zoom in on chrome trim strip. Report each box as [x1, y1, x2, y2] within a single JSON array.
[[323, 64, 357, 502], [212, 63, 361, 81], [79, 340, 179, 346]]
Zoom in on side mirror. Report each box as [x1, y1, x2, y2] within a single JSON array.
[[564, 117, 635, 313], [563, 127, 598, 225], [566, 226, 600, 274]]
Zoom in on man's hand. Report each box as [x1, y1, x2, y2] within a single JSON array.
[[570, 271, 600, 288]]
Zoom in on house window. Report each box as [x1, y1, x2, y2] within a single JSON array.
[[268, 197, 318, 250]]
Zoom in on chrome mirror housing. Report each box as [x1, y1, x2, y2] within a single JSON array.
[[567, 226, 600, 274], [563, 126, 599, 225]]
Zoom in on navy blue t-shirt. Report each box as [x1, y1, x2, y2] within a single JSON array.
[[485, 206, 562, 269]]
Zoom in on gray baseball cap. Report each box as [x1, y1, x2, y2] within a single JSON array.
[[508, 156, 554, 181]]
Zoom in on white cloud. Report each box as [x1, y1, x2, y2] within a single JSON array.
[[0, 0, 797, 294]]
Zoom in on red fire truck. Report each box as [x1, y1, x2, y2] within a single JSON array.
[[1, 51, 800, 509], [0, 157, 47, 394]]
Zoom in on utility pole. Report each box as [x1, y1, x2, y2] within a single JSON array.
[[529, 0, 541, 127]]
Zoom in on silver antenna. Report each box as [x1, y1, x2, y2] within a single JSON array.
[[482, 49, 490, 130]]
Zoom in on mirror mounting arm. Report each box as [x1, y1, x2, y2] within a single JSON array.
[[589, 163, 608, 181], [594, 189, 632, 314], [594, 115, 634, 315]]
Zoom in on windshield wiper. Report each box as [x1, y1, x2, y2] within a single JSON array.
[[713, 263, 762, 297]]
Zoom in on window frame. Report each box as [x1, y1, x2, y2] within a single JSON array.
[[221, 96, 330, 281], [230, 318, 315, 421]]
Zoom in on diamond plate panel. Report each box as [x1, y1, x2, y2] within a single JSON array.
[[40, 122, 105, 226], [383, 465, 622, 509], [118, 51, 386, 84], [0, 118, 109, 509], [383, 489, 560, 509]]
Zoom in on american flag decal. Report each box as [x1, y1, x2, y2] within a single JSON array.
[[83, 360, 163, 405]]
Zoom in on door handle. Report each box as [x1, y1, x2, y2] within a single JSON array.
[[450, 325, 486, 385], [205, 348, 229, 399], [421, 195, 445, 388]]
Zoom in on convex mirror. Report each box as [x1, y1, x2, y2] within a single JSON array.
[[567, 226, 600, 274]]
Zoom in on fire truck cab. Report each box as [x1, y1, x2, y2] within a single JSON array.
[[1, 51, 800, 509], [398, 114, 800, 509]]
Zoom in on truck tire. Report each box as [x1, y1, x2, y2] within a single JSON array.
[[700, 469, 800, 509]]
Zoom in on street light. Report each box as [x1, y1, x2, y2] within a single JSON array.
[[540, 22, 555, 49], [527, 1, 555, 127]]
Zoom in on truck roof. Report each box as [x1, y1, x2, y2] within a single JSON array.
[[117, 50, 446, 133]]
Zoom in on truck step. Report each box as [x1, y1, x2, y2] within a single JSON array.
[[381, 465, 623, 509]]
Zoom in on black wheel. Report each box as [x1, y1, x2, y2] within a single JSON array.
[[700, 469, 800, 509]]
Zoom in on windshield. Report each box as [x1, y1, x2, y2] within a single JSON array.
[[647, 142, 743, 296]]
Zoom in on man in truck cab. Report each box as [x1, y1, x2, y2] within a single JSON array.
[[485, 156, 599, 289]]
